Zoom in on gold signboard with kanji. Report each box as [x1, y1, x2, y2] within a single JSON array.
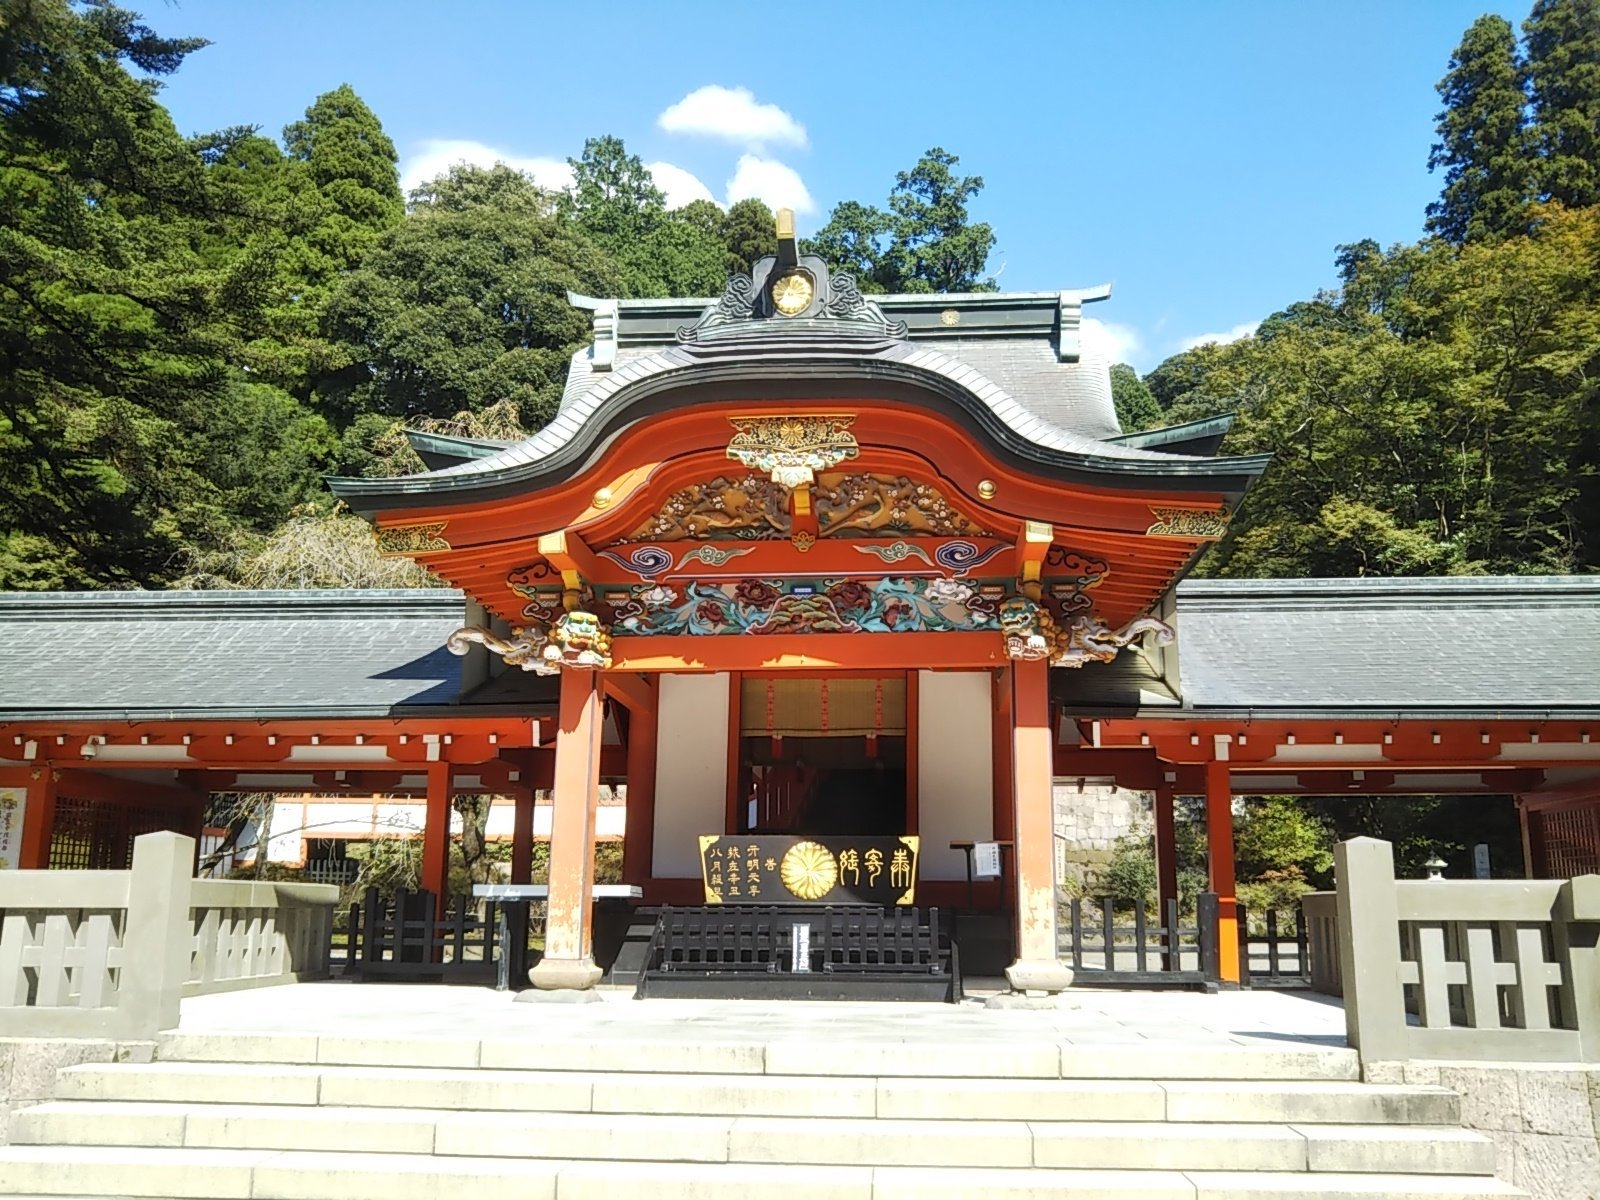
[[697, 835, 920, 906]]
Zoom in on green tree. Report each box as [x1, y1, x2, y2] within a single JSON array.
[[0, 0, 326, 587], [320, 163, 620, 435], [1159, 205, 1599, 579], [885, 148, 997, 292], [561, 135, 664, 247], [805, 149, 998, 292], [804, 199, 896, 291], [558, 136, 726, 297], [1233, 797, 1333, 883], [1524, 0, 1600, 210], [1110, 363, 1162, 432], [719, 196, 775, 276], [1426, 15, 1534, 244]]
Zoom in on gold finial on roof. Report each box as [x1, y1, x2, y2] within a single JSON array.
[[775, 208, 798, 269]]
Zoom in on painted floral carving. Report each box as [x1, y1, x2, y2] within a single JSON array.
[[826, 579, 873, 615], [925, 578, 975, 607], [637, 584, 678, 610], [612, 576, 1004, 637], [732, 579, 781, 606]]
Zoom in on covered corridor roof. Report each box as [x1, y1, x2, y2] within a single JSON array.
[[4, 578, 1596, 724]]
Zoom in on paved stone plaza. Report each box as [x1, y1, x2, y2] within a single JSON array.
[[174, 979, 1352, 1051]]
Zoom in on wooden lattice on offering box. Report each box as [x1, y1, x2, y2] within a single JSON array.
[[698, 834, 919, 906]]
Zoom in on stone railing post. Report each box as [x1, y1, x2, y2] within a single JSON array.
[[117, 831, 196, 1039], [1555, 873, 1600, 1062], [1334, 837, 1408, 1062]]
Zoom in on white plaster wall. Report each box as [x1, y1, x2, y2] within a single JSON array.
[[917, 670, 994, 880], [653, 672, 730, 877]]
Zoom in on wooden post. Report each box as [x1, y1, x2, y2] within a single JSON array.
[[1004, 658, 1073, 992], [621, 692, 658, 887], [1154, 784, 1179, 914], [991, 668, 1014, 911], [1205, 758, 1240, 984], [529, 669, 604, 991], [17, 768, 58, 870], [1153, 784, 1179, 969], [510, 785, 535, 885], [420, 761, 451, 917]]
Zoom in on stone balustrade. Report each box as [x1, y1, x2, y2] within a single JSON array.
[[1334, 836, 1600, 1064], [0, 831, 337, 1040]]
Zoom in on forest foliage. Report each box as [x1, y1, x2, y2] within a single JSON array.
[[1, 0, 1595, 595]]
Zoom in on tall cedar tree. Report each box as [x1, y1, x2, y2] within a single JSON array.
[[1425, 15, 1534, 244], [886, 148, 997, 293], [559, 136, 725, 297], [805, 149, 997, 292], [0, 0, 317, 587], [1524, 0, 1600, 209]]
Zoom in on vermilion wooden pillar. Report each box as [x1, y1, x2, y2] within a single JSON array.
[[621, 694, 658, 887], [1005, 658, 1073, 992], [420, 761, 452, 915], [1205, 758, 1240, 983], [510, 786, 535, 885], [1153, 784, 1179, 915], [17, 768, 58, 869], [530, 669, 604, 990]]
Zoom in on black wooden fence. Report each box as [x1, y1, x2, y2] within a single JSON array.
[[344, 888, 530, 982], [1236, 903, 1309, 987], [1058, 893, 1220, 988], [636, 905, 957, 1001]]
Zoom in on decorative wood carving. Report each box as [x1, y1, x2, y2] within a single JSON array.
[[1147, 506, 1232, 539], [814, 474, 989, 538], [375, 522, 449, 556], [725, 415, 859, 488], [625, 475, 792, 542]]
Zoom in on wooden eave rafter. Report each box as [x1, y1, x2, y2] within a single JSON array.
[[1089, 717, 1600, 772], [0, 716, 546, 772]]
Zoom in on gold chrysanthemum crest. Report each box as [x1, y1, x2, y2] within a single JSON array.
[[727, 415, 859, 489]]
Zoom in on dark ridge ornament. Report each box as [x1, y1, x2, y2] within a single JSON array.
[[677, 208, 908, 344]]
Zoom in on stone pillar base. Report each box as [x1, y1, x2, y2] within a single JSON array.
[[528, 955, 602, 991], [1004, 959, 1075, 993]]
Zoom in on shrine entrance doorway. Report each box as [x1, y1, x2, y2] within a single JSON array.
[[736, 673, 912, 840]]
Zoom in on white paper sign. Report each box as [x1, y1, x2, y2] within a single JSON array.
[[0, 788, 27, 870], [973, 841, 1003, 880], [791, 922, 811, 973]]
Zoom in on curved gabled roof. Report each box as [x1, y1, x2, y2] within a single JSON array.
[[332, 338, 1269, 512]]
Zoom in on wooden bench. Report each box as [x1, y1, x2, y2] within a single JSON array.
[[636, 904, 958, 1002]]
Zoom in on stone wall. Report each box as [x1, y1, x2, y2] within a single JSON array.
[[0, 1038, 151, 1144], [1369, 1060, 1600, 1199], [1052, 783, 1151, 891]]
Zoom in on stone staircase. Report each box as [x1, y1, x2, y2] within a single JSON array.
[[0, 1028, 1524, 1198]]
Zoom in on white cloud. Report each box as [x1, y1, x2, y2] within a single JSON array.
[[725, 154, 815, 215], [1177, 321, 1259, 352], [657, 85, 807, 149], [1083, 318, 1143, 366], [646, 161, 717, 210], [399, 138, 573, 196]]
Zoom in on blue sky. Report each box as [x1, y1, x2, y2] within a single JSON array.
[[153, 0, 1525, 371]]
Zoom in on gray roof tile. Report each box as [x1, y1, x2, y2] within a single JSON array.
[[0, 591, 467, 720]]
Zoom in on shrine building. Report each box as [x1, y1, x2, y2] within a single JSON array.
[[3, 215, 1598, 994]]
